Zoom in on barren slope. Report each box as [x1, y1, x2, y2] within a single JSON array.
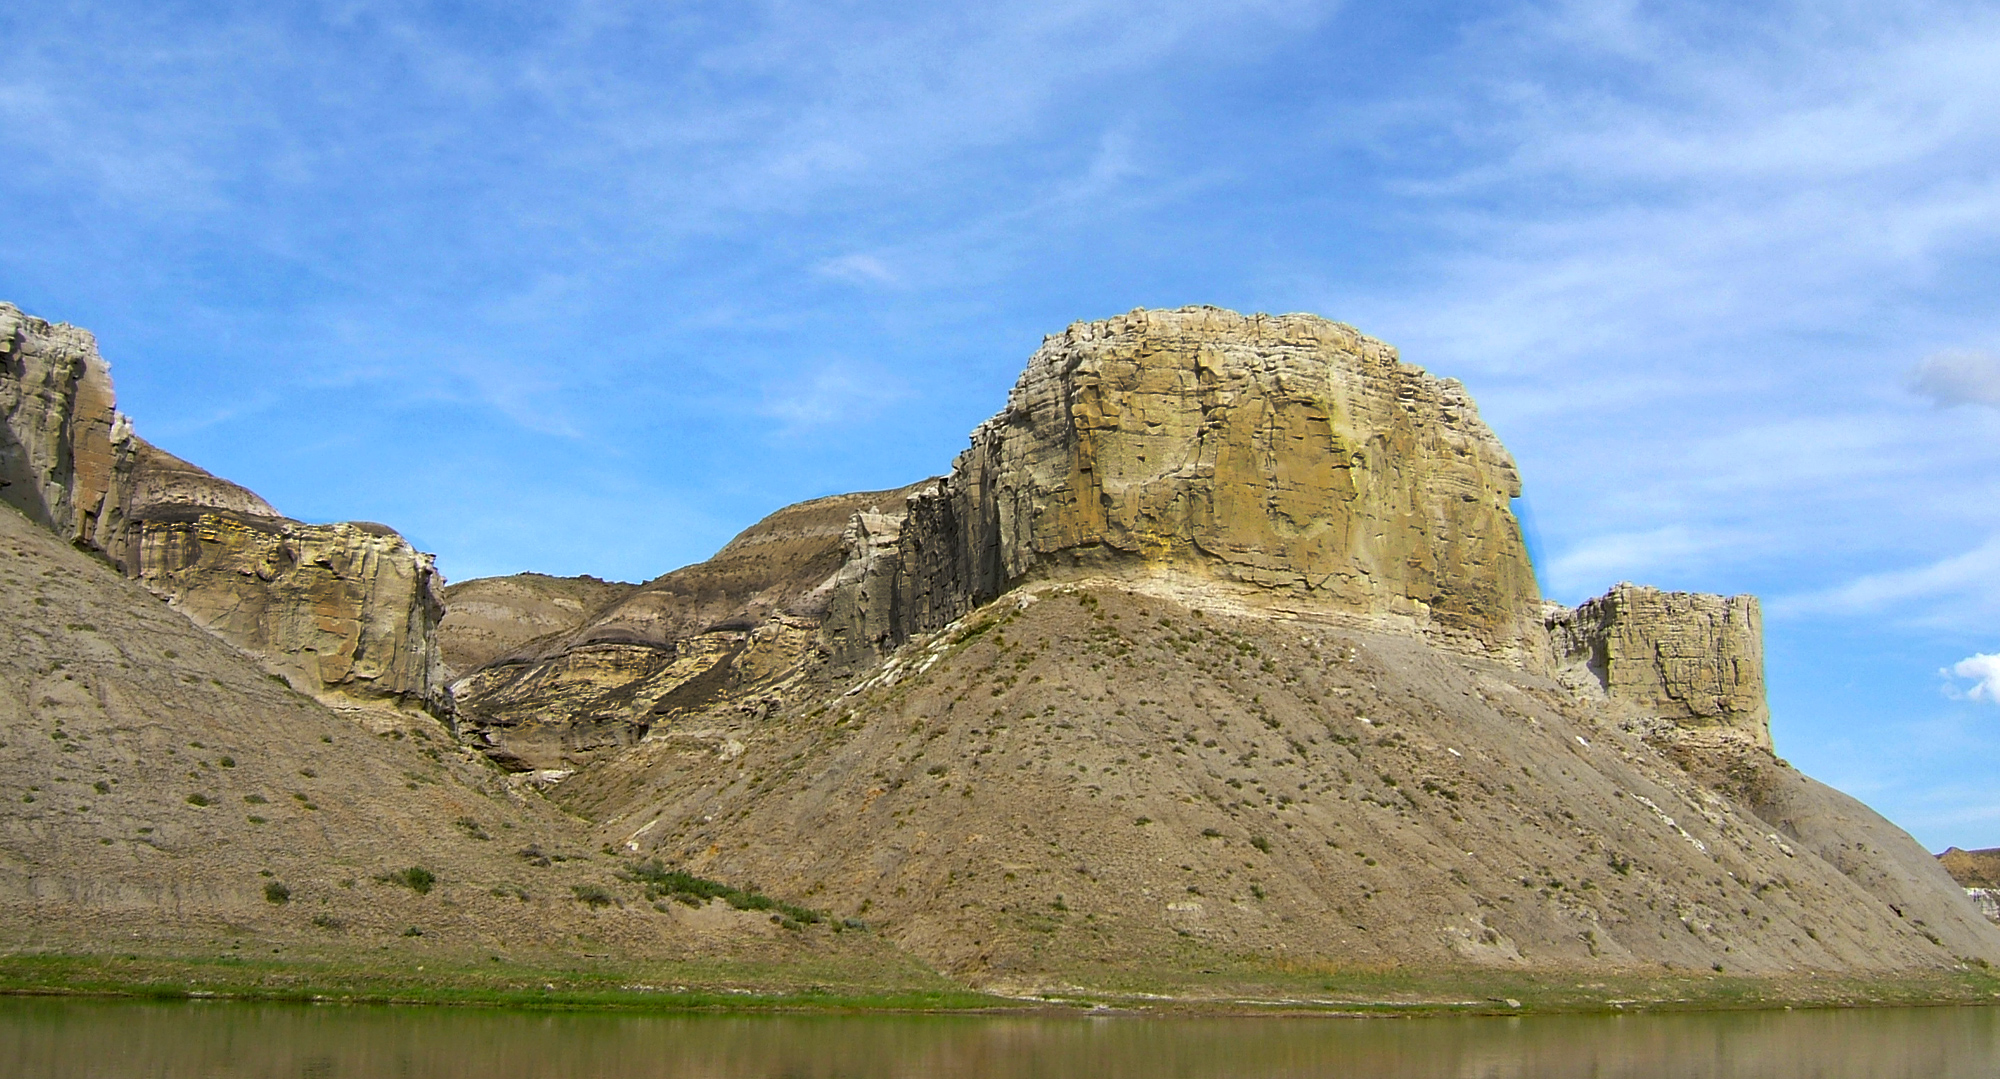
[[565, 581, 2000, 987], [0, 502, 829, 962]]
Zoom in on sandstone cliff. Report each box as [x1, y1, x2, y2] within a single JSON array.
[[129, 512, 448, 715], [0, 302, 447, 716], [1546, 583, 1770, 749], [0, 498, 824, 960], [821, 307, 1545, 670], [11, 298, 1999, 997]]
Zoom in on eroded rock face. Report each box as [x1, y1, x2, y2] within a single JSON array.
[[130, 513, 447, 713], [1546, 583, 1770, 748], [823, 307, 1545, 668], [451, 487, 918, 770], [1, 302, 447, 717], [1, 304, 139, 549]]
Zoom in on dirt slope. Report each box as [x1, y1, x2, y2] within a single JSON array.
[[0, 502, 822, 961], [564, 581, 2000, 986]]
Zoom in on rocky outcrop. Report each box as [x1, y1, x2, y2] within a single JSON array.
[[1546, 583, 1770, 748], [0, 302, 447, 716], [1940, 846, 2000, 889], [821, 307, 1545, 668], [451, 487, 919, 771], [1, 303, 140, 549], [129, 513, 447, 714]]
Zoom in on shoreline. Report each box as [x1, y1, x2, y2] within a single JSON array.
[[3, 952, 1997, 1019]]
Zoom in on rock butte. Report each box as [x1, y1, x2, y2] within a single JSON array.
[[4, 300, 1996, 990]]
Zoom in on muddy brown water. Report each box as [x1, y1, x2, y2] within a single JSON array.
[[2, 999, 1997, 1077]]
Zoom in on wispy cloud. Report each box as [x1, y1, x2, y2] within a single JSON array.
[[1777, 535, 2000, 627], [816, 254, 899, 287], [1542, 525, 1739, 601], [1909, 349, 2000, 409], [758, 360, 910, 433]]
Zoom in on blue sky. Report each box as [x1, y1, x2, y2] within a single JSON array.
[[5, 0, 2000, 849]]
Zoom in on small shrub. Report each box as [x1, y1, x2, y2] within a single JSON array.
[[263, 881, 290, 904], [453, 817, 491, 841], [218, 757, 235, 768], [378, 866, 436, 895], [93, 781, 110, 795], [310, 914, 342, 930], [244, 794, 267, 804], [1201, 828, 1223, 838], [246, 815, 266, 824], [572, 884, 616, 908], [402, 926, 424, 937], [618, 861, 822, 924], [1249, 835, 1272, 854], [185, 793, 211, 807]]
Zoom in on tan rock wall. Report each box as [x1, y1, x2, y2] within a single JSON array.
[[0, 303, 133, 548], [1, 301, 446, 717], [1547, 583, 1770, 747], [129, 513, 448, 713], [828, 306, 1546, 665]]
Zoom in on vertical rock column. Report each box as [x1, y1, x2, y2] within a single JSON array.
[[1547, 583, 1771, 748]]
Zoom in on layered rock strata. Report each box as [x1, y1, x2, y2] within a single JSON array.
[[130, 513, 448, 714], [438, 573, 637, 676], [0, 302, 447, 715], [1546, 583, 1770, 749], [821, 307, 1545, 669], [452, 487, 920, 771]]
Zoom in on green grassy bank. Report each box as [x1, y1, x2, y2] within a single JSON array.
[[2, 950, 1999, 1017]]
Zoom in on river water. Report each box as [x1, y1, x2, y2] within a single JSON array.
[[2, 999, 1997, 1078]]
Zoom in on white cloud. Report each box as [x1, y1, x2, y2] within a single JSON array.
[[1909, 349, 2000, 409], [1946, 653, 2000, 702], [1777, 536, 2000, 626], [1541, 525, 1733, 601], [758, 361, 909, 432], [816, 253, 899, 287]]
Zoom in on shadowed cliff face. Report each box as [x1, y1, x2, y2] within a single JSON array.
[[822, 307, 1546, 672], [0, 303, 448, 717]]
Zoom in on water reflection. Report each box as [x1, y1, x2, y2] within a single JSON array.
[[2, 999, 1997, 1078]]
